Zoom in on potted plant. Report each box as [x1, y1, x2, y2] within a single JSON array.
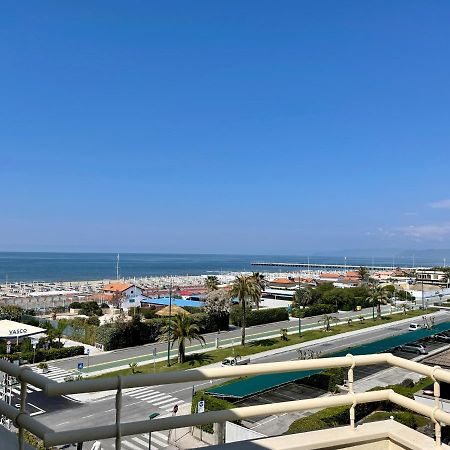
[[37, 362, 48, 374]]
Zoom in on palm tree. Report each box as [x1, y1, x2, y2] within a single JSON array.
[[52, 320, 67, 344], [293, 288, 312, 335], [358, 266, 370, 283], [159, 314, 205, 364], [319, 314, 338, 332], [205, 275, 219, 292], [229, 275, 261, 345], [293, 287, 312, 310], [251, 272, 266, 309], [366, 284, 390, 320]]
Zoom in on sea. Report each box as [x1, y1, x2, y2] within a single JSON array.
[[0, 252, 447, 284]]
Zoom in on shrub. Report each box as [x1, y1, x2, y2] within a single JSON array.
[[287, 378, 432, 434], [0, 346, 85, 363], [300, 304, 338, 318], [300, 368, 345, 393], [191, 312, 229, 333], [86, 316, 100, 326], [95, 317, 167, 350], [141, 307, 157, 319], [230, 307, 288, 327], [69, 301, 83, 309]]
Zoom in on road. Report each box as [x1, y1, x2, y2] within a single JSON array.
[[26, 310, 450, 450], [52, 305, 404, 374]]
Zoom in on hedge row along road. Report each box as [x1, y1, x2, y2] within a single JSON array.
[[43, 305, 438, 376]]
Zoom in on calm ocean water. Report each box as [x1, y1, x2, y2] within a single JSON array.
[[0, 252, 446, 283]]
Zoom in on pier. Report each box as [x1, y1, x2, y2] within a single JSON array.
[[251, 262, 427, 271]]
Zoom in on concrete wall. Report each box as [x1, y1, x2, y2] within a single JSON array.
[[225, 422, 266, 444]]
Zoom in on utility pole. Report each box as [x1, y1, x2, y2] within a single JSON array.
[[116, 253, 120, 280]]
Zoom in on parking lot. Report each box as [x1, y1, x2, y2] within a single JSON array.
[[231, 331, 450, 415]]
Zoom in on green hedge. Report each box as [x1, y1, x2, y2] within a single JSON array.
[[96, 313, 229, 351], [364, 411, 425, 429], [191, 391, 238, 434], [95, 317, 166, 351], [191, 312, 229, 333], [1, 345, 85, 363], [287, 378, 432, 434], [230, 307, 289, 327], [293, 304, 338, 318], [300, 368, 345, 393]]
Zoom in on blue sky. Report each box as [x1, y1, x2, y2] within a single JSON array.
[[1, 1, 450, 254]]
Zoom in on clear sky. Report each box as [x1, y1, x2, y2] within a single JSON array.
[[1, 1, 450, 254]]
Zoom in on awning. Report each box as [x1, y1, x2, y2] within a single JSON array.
[[0, 320, 47, 339]]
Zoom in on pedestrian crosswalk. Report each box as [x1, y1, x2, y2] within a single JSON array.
[[91, 431, 169, 450], [10, 365, 76, 395], [125, 386, 186, 412]]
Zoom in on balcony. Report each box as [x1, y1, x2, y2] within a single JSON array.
[[1, 353, 450, 449]]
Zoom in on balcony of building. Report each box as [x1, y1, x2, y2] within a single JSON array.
[[1, 353, 450, 449]]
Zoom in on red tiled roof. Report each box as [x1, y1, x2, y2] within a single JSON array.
[[102, 282, 134, 292]]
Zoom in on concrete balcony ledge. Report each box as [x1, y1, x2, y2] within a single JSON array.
[[212, 420, 450, 450]]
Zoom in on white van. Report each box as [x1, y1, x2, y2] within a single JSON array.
[[408, 323, 421, 331]]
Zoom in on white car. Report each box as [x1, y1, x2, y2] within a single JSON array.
[[408, 323, 421, 331]]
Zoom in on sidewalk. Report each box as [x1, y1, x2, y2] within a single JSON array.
[[71, 307, 427, 377]]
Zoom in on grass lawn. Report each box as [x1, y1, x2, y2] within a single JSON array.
[[90, 308, 436, 379]]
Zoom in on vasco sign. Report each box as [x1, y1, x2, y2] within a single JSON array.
[[9, 329, 28, 335]]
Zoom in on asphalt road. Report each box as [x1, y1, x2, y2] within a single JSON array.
[[51, 305, 402, 373], [27, 310, 450, 450]]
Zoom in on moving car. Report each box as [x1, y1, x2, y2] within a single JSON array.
[[399, 343, 427, 354], [408, 323, 421, 331], [221, 356, 250, 366]]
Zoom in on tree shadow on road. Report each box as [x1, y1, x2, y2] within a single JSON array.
[[186, 353, 214, 367]]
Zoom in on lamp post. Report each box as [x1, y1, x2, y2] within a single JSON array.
[[167, 282, 172, 367], [148, 412, 160, 450]]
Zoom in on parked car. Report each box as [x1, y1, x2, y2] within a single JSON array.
[[221, 356, 250, 367], [399, 343, 427, 354], [408, 323, 421, 331], [434, 333, 450, 343]]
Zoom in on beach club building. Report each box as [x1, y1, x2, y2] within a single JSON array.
[[101, 282, 145, 311], [0, 319, 47, 344]]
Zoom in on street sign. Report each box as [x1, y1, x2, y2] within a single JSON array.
[[77, 362, 84, 370], [85, 348, 90, 355], [198, 400, 205, 413]]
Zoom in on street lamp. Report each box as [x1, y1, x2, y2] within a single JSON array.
[[167, 282, 173, 367], [148, 412, 160, 450]]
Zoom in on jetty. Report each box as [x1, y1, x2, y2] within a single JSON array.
[[251, 262, 426, 271]]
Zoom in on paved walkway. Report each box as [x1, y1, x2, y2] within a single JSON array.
[[55, 306, 411, 377]]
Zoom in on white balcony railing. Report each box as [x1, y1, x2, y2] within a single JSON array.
[[1, 353, 450, 449]]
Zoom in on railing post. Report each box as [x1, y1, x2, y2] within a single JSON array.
[[115, 376, 123, 450], [347, 354, 356, 429], [18, 374, 28, 450], [12, 367, 33, 450], [431, 366, 442, 448]]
